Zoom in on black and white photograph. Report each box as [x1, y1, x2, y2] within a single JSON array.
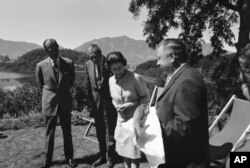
[[1, 0, 250, 168]]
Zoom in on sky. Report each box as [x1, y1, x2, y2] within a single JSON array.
[[0, 0, 238, 51]]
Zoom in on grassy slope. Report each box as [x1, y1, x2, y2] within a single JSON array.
[[0, 125, 150, 168]]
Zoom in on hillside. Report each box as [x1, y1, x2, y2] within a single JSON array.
[[75, 36, 156, 66], [135, 50, 236, 87], [0, 49, 88, 72], [0, 39, 41, 60]]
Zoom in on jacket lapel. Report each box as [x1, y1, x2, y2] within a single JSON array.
[[157, 64, 189, 101], [58, 57, 63, 84], [100, 56, 106, 83], [45, 57, 57, 83], [89, 60, 96, 84]]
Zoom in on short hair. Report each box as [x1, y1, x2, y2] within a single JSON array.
[[106, 51, 127, 68], [86, 44, 102, 56], [43, 38, 58, 49], [239, 43, 250, 60], [158, 38, 187, 63]]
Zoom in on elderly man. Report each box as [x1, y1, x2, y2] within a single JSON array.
[[36, 38, 77, 168], [84, 44, 117, 168], [238, 43, 250, 101], [155, 38, 209, 168]]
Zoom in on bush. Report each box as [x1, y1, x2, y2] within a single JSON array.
[[0, 78, 91, 120], [0, 83, 42, 119], [0, 113, 44, 131]]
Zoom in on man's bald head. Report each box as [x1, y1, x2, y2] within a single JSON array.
[[158, 38, 187, 63], [43, 38, 59, 60], [43, 38, 58, 50]]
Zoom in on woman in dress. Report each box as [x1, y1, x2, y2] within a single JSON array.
[[106, 51, 150, 168]]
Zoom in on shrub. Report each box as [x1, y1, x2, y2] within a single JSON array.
[[0, 83, 42, 119], [0, 78, 91, 120]]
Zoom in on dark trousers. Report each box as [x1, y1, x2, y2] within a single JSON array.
[[94, 107, 116, 160], [44, 106, 73, 162]]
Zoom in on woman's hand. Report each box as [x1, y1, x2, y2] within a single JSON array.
[[116, 102, 137, 113], [133, 104, 149, 137]]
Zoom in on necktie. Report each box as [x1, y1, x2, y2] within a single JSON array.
[[95, 64, 102, 91], [52, 60, 59, 83]]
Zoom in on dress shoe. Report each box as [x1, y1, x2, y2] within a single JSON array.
[[92, 156, 107, 167], [41, 160, 52, 168], [67, 159, 77, 168]]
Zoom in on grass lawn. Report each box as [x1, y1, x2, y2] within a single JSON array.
[[0, 125, 150, 168]]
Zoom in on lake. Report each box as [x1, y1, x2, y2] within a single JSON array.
[[0, 72, 35, 90], [0, 71, 86, 90]]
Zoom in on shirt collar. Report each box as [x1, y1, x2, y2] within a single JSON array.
[[49, 57, 60, 66], [165, 63, 186, 86], [173, 63, 186, 76], [49, 57, 55, 66]]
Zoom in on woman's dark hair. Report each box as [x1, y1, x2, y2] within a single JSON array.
[[106, 51, 127, 68]]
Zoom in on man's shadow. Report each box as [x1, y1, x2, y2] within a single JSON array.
[[52, 152, 125, 166], [52, 154, 98, 166], [52, 152, 149, 167], [0, 133, 8, 139]]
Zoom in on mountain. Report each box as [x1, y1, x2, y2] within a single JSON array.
[[0, 38, 41, 59], [0, 48, 87, 72], [75, 36, 156, 66]]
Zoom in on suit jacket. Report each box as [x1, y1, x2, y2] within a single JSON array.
[[156, 64, 209, 166], [36, 56, 75, 116], [84, 56, 116, 118]]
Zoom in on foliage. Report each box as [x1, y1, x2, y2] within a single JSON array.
[[0, 83, 42, 118], [130, 0, 250, 127], [0, 111, 88, 131], [0, 113, 44, 131], [0, 75, 91, 120], [135, 59, 165, 86], [0, 55, 10, 63], [135, 53, 246, 125], [72, 79, 89, 112], [0, 48, 88, 72], [129, 0, 250, 55]]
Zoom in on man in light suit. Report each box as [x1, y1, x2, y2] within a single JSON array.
[[36, 38, 77, 168], [84, 44, 117, 168], [156, 39, 209, 168]]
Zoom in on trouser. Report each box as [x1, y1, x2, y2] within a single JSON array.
[[94, 107, 116, 160], [43, 107, 73, 162]]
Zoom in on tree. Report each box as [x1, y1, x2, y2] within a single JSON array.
[[129, 0, 250, 120], [129, 0, 250, 58], [4, 55, 10, 62]]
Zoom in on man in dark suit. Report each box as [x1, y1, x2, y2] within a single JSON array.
[[84, 44, 117, 168], [36, 38, 77, 168], [156, 39, 209, 168]]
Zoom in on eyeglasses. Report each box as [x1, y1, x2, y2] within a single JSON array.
[[88, 53, 102, 62]]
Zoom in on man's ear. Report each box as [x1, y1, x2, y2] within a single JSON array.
[[170, 53, 176, 63]]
